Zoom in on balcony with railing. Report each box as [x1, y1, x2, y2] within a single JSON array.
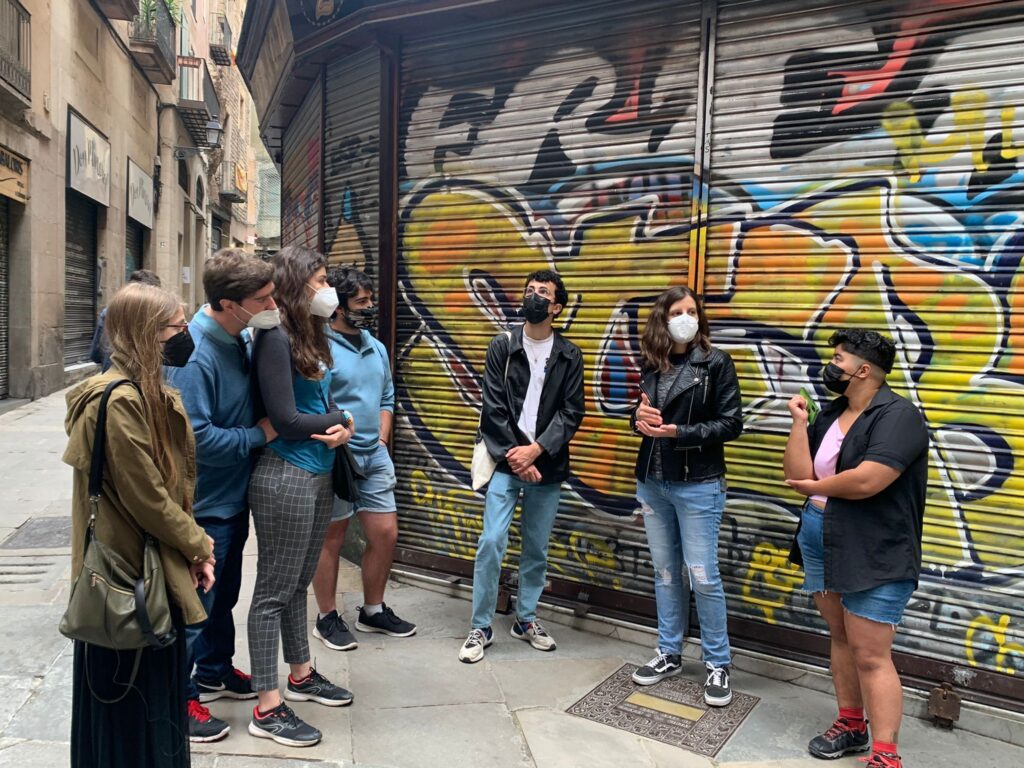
[[129, 0, 176, 85], [177, 57, 221, 147], [95, 0, 139, 22], [219, 162, 247, 205], [0, 0, 30, 109], [209, 13, 232, 66]]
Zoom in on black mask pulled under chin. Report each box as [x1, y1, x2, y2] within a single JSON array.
[[162, 330, 195, 368]]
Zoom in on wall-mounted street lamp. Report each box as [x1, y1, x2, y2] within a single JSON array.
[[173, 119, 225, 158]]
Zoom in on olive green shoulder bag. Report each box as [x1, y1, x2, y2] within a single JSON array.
[[59, 379, 177, 654]]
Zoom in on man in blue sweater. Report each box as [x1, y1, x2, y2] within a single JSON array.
[[311, 267, 417, 650], [166, 250, 279, 742]]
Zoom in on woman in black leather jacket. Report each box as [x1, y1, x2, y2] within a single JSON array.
[[628, 286, 743, 706]]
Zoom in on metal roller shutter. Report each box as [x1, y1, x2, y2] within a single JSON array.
[[0, 198, 8, 397], [324, 47, 380, 276], [394, 0, 702, 608], [64, 192, 98, 366], [125, 219, 144, 280], [281, 76, 323, 250], [708, 0, 1024, 692]]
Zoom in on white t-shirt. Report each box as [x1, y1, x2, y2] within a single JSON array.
[[517, 332, 554, 442]]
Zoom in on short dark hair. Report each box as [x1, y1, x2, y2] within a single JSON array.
[[524, 269, 568, 308], [203, 248, 275, 311], [128, 269, 161, 287], [829, 328, 896, 373], [327, 266, 374, 308]]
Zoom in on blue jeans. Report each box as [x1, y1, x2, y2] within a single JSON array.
[[471, 471, 562, 629], [185, 512, 249, 700], [637, 477, 732, 668]]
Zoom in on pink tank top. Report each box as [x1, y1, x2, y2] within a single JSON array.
[[811, 418, 845, 506]]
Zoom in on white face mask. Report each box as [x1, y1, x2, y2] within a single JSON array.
[[243, 308, 281, 330], [309, 286, 340, 318], [667, 313, 699, 344], [230, 303, 281, 330]]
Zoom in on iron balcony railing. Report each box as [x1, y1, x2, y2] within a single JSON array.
[[178, 57, 221, 146], [130, 0, 176, 76], [209, 13, 232, 66], [0, 0, 30, 101]]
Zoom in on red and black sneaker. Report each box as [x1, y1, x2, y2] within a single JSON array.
[[196, 667, 257, 702], [860, 751, 902, 768], [187, 699, 230, 743], [808, 717, 869, 759]]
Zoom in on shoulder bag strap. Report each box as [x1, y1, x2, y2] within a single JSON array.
[[88, 379, 138, 514]]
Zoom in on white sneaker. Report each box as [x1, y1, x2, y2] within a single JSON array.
[[510, 619, 556, 651], [458, 627, 493, 664]]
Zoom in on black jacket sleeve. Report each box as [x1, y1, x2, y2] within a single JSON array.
[[479, 333, 518, 459], [536, 347, 585, 456], [675, 350, 743, 449], [254, 327, 345, 440]]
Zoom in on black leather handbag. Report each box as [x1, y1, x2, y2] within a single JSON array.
[[332, 444, 364, 503], [59, 380, 177, 652]]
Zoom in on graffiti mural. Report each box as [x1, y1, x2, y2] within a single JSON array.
[[393, 0, 1024, 680]]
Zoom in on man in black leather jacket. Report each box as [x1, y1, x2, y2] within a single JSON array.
[[459, 270, 585, 664]]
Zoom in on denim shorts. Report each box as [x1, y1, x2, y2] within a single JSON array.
[[797, 500, 915, 626], [331, 443, 397, 521]]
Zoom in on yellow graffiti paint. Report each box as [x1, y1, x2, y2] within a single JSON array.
[[965, 613, 1024, 675]]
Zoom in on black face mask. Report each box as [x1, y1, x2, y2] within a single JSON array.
[[521, 294, 551, 324], [161, 330, 195, 368], [346, 306, 377, 330], [822, 362, 854, 394]]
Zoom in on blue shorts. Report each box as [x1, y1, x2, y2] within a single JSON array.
[[330, 443, 397, 522], [797, 500, 915, 626]]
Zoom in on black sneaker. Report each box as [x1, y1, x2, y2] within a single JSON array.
[[248, 702, 322, 747], [187, 699, 230, 742], [355, 603, 417, 637], [284, 667, 354, 707], [704, 664, 733, 706], [808, 717, 870, 759], [631, 650, 682, 685], [196, 667, 258, 702], [314, 610, 359, 651]]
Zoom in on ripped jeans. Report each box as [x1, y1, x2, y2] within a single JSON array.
[[637, 477, 732, 668]]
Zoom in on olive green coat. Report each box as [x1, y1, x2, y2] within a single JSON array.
[[63, 364, 213, 626]]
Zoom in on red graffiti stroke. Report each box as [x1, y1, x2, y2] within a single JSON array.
[[829, 0, 1024, 115]]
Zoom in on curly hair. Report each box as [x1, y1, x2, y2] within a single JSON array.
[[523, 270, 569, 312], [828, 329, 896, 373], [272, 245, 331, 380], [641, 286, 711, 373]]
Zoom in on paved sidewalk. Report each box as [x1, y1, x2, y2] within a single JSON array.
[[1, 390, 1022, 768]]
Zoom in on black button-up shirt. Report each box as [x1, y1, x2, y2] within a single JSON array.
[[789, 383, 929, 593]]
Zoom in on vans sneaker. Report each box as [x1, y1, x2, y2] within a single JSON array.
[[631, 650, 682, 685], [704, 664, 732, 707]]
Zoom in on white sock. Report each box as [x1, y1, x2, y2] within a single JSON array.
[[318, 611, 336, 620], [363, 603, 383, 616]]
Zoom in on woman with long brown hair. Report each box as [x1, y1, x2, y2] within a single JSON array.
[[247, 245, 354, 747], [628, 286, 743, 705], [64, 282, 215, 768]]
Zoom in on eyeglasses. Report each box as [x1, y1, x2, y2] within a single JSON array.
[[162, 322, 189, 332]]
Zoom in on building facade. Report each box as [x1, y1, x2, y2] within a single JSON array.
[[0, 0, 256, 399], [239, 0, 1024, 711]]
